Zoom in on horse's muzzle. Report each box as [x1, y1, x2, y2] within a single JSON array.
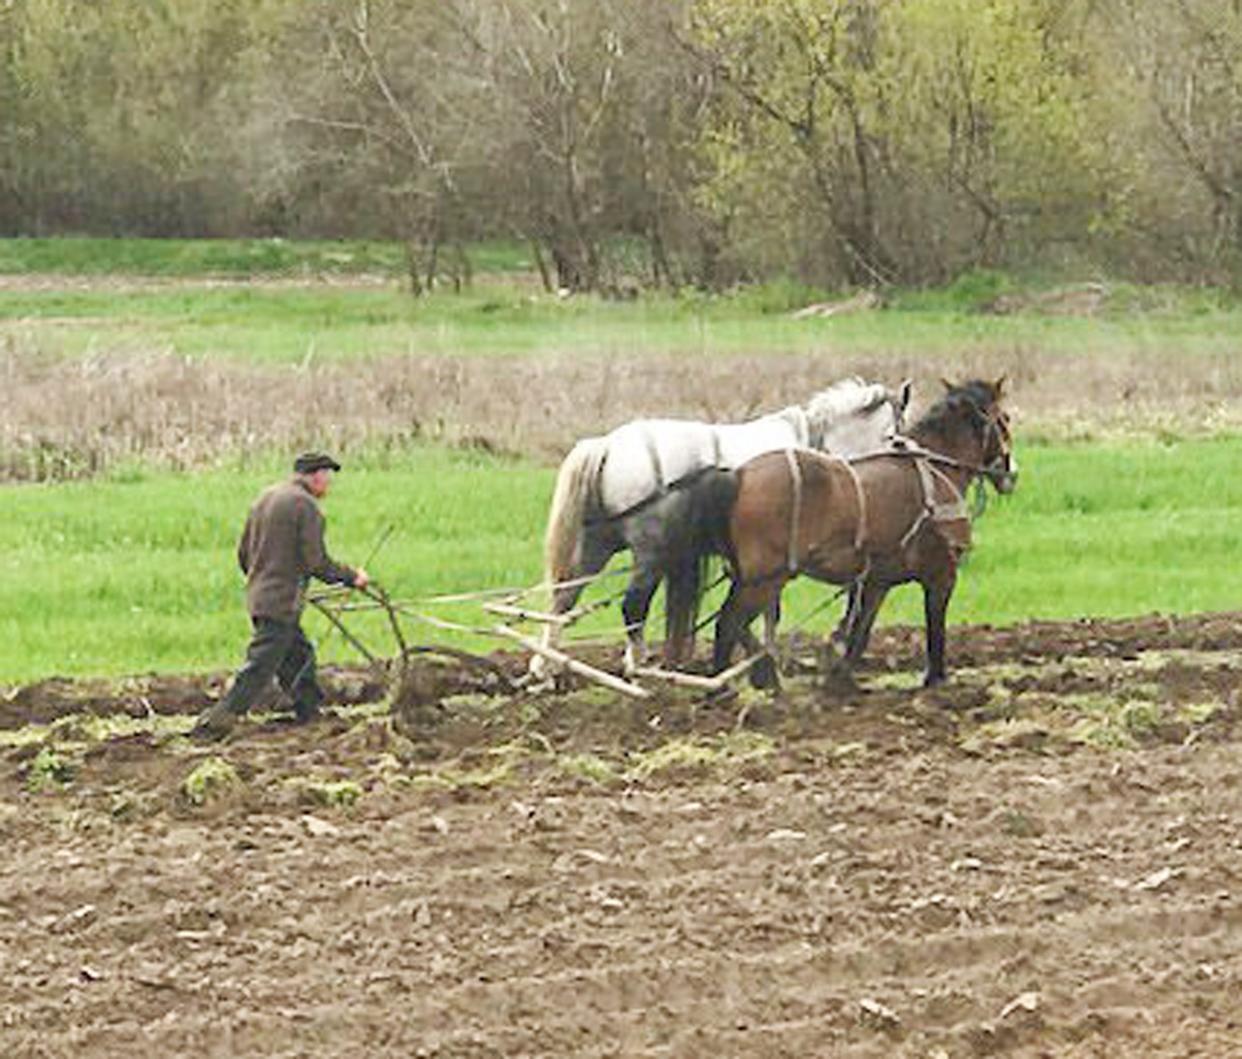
[[990, 465, 1019, 495]]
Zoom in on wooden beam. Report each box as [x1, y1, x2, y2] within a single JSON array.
[[702, 652, 767, 691], [491, 625, 650, 700], [482, 602, 574, 626], [630, 666, 723, 691]]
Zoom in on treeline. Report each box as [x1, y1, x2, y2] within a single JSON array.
[[1, 0, 1239, 289]]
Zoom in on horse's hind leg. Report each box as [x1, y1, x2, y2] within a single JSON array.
[[712, 583, 745, 674], [552, 526, 618, 616], [750, 595, 782, 690], [621, 560, 663, 675], [831, 582, 862, 651], [843, 576, 891, 665], [534, 526, 619, 678], [713, 581, 778, 683]]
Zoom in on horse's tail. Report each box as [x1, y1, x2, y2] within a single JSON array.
[[544, 437, 607, 591], [668, 468, 740, 638], [687, 467, 740, 567]]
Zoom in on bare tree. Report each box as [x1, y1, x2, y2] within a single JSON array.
[[1097, 0, 1242, 279]]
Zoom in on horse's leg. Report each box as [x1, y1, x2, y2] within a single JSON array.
[[921, 574, 956, 687], [831, 582, 862, 651], [713, 581, 778, 685], [712, 582, 748, 674], [533, 525, 618, 678], [750, 593, 782, 690], [621, 555, 663, 675], [843, 576, 891, 665]]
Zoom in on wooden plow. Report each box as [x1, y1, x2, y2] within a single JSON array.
[[305, 566, 773, 701]]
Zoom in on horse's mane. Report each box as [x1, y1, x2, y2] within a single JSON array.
[[801, 376, 892, 435], [913, 380, 996, 437]]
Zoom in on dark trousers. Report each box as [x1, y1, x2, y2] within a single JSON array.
[[220, 617, 325, 720]]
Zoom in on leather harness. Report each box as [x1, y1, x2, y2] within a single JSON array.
[[780, 437, 978, 577]]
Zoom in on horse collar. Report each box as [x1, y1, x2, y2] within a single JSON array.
[[900, 455, 973, 562]]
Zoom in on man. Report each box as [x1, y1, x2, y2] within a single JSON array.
[[192, 452, 369, 741]]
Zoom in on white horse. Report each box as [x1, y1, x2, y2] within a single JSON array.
[[535, 377, 912, 675]]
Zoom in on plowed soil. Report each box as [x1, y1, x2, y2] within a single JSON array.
[[2, 613, 1240, 1057]]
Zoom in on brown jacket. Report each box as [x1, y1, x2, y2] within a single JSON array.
[[237, 478, 357, 621]]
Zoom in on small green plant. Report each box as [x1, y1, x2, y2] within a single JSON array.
[[182, 756, 241, 805], [1120, 699, 1161, 737], [26, 746, 75, 792], [1178, 701, 1220, 726], [297, 779, 363, 808], [557, 753, 619, 785], [408, 760, 516, 792], [959, 716, 1052, 754], [625, 731, 774, 781]]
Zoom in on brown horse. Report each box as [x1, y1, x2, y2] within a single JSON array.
[[709, 378, 1017, 688]]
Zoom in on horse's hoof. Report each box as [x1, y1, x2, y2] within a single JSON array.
[[749, 655, 779, 690], [819, 667, 858, 696], [922, 671, 947, 689], [622, 645, 648, 678]]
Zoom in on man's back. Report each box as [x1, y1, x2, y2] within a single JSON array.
[[239, 478, 345, 620]]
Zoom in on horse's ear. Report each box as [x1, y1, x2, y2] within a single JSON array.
[[993, 374, 1007, 396], [897, 379, 913, 413], [940, 377, 955, 393]]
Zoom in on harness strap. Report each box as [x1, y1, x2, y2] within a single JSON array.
[[899, 457, 971, 555], [643, 426, 666, 494], [926, 461, 971, 523], [710, 427, 723, 468], [783, 447, 803, 575], [790, 406, 811, 448], [840, 457, 868, 552]]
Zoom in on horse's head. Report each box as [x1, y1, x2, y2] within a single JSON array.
[[942, 376, 1017, 494], [810, 377, 912, 457]]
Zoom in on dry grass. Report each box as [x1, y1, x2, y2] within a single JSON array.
[[2, 335, 1239, 481]]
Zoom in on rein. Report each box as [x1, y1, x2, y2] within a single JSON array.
[[850, 429, 1011, 489], [848, 438, 990, 479]]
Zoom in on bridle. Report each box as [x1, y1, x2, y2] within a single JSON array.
[[974, 406, 1015, 490]]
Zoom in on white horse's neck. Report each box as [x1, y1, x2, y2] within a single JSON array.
[[803, 379, 896, 455], [771, 405, 811, 447]]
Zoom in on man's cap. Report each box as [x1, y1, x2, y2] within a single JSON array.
[[294, 452, 342, 474]]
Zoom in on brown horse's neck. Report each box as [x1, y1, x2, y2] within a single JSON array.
[[907, 420, 982, 494]]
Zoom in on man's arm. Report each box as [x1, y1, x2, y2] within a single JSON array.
[[237, 512, 254, 575], [297, 499, 364, 587]]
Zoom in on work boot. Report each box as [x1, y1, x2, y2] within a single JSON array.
[[291, 702, 322, 726], [190, 703, 238, 742], [290, 684, 325, 725]]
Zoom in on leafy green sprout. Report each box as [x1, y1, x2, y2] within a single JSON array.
[[181, 756, 241, 805]]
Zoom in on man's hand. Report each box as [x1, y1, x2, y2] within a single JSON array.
[[353, 568, 370, 589]]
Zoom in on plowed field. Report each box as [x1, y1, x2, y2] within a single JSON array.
[[3, 614, 1240, 1057]]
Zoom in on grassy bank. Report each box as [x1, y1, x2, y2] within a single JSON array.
[[1, 437, 1238, 685], [2, 238, 1240, 365], [4, 280, 1242, 364], [0, 237, 532, 277]]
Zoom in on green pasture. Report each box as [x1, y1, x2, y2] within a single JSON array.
[[5, 281, 1242, 364], [1, 437, 1238, 685], [0, 237, 531, 278], [3, 238, 1241, 363]]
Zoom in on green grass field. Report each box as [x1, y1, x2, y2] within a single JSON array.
[[4, 239, 1242, 363], [7, 283, 1242, 363], [2, 437, 1237, 684], [0, 237, 533, 277]]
